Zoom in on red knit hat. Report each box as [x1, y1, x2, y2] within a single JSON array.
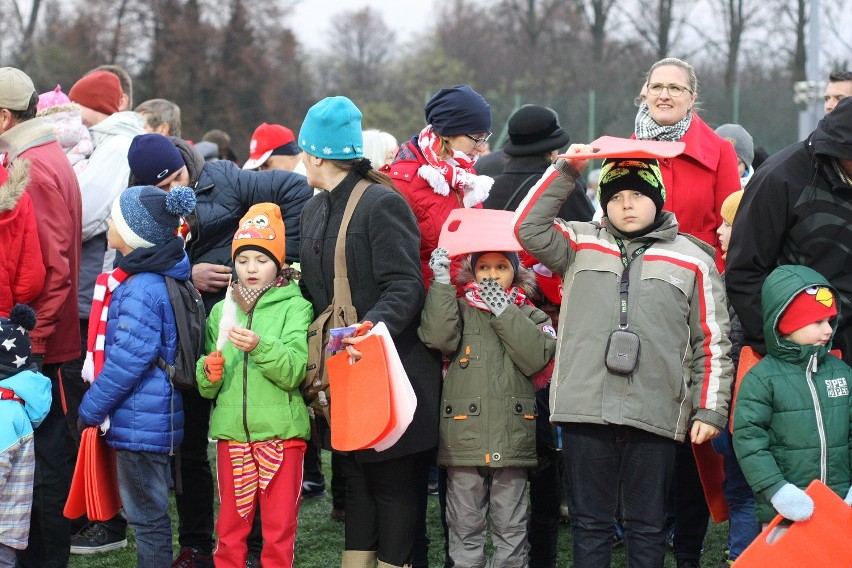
[[778, 286, 838, 335], [69, 71, 121, 115]]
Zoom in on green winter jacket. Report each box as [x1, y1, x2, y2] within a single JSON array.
[[418, 280, 557, 468], [733, 265, 852, 523], [196, 281, 313, 442]]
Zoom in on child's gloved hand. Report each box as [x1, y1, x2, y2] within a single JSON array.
[[769, 483, 814, 521], [429, 247, 452, 284], [203, 351, 225, 383], [845, 486, 852, 506], [478, 277, 511, 316]]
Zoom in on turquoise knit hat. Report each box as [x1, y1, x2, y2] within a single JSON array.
[[298, 96, 364, 159]]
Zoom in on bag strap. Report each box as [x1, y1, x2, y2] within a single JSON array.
[[614, 239, 651, 329], [332, 179, 371, 306], [501, 172, 540, 211]]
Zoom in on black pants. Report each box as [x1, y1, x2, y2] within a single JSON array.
[[174, 388, 215, 554], [672, 439, 710, 562], [529, 445, 561, 568], [340, 450, 431, 566], [17, 365, 72, 568]]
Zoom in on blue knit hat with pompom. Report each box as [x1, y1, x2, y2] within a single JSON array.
[[111, 185, 196, 249]]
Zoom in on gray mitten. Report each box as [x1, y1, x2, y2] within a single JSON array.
[[429, 247, 452, 284], [769, 483, 814, 521], [478, 277, 511, 316], [845, 486, 852, 506]]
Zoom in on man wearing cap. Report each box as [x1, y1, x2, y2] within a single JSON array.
[[0, 66, 82, 568], [125, 132, 312, 567], [243, 122, 305, 173], [727, 97, 852, 367], [484, 104, 593, 222]]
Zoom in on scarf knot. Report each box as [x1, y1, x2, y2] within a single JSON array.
[[634, 103, 693, 142], [416, 125, 493, 207]]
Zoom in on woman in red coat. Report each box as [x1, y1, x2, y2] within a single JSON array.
[[0, 159, 45, 317], [387, 85, 494, 286], [634, 57, 740, 271]]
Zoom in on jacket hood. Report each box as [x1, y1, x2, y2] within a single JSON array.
[[810, 97, 852, 161], [0, 159, 30, 213], [89, 111, 145, 144], [118, 237, 192, 281], [761, 264, 839, 363], [455, 255, 537, 293], [172, 137, 206, 188], [0, 370, 51, 427]]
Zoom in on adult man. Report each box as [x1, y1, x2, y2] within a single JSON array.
[[0, 66, 82, 568], [823, 70, 852, 114], [242, 122, 303, 172], [64, 67, 147, 554], [135, 98, 182, 137], [92, 64, 133, 111], [727, 97, 852, 366], [126, 133, 313, 567]]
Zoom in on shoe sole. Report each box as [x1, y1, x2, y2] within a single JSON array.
[[302, 490, 327, 499], [70, 539, 128, 554]]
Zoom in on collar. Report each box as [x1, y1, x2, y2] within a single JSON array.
[[0, 117, 56, 160]]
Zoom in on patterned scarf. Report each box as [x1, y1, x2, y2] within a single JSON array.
[[634, 102, 693, 142], [228, 439, 285, 519], [416, 125, 493, 207], [233, 281, 274, 314], [464, 282, 529, 312]]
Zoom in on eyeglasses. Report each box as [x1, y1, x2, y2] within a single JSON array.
[[465, 133, 492, 148], [647, 83, 692, 97]]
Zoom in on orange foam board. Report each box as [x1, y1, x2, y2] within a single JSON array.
[[438, 208, 522, 257], [558, 135, 686, 160]]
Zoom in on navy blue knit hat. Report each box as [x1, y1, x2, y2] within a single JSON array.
[[0, 304, 36, 379], [127, 133, 186, 186], [298, 96, 364, 159], [424, 85, 492, 136], [111, 185, 196, 249]]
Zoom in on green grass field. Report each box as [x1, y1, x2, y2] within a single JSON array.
[[69, 445, 728, 567]]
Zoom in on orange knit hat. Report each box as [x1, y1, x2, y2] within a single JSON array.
[[232, 203, 286, 270]]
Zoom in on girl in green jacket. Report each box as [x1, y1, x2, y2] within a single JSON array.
[[196, 202, 313, 568]]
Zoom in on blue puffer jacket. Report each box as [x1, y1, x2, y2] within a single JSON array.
[[78, 256, 190, 454]]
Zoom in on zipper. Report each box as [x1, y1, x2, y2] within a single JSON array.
[[804, 353, 827, 483], [242, 309, 253, 443]]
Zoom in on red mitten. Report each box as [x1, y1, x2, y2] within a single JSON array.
[[204, 351, 225, 383]]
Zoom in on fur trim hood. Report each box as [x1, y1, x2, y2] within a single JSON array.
[[455, 254, 537, 293], [0, 159, 31, 213]]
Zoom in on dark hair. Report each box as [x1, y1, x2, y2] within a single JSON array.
[[328, 158, 399, 193], [135, 98, 182, 137], [828, 70, 852, 83], [93, 64, 133, 108], [9, 92, 38, 122]]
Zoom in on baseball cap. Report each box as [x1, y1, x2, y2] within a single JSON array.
[[242, 123, 300, 170], [0, 67, 37, 111]]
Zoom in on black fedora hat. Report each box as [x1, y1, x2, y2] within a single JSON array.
[[503, 105, 570, 157]]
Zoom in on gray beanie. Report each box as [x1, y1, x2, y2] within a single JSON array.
[[715, 124, 754, 169]]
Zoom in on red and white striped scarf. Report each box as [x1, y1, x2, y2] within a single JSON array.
[[416, 125, 493, 207], [228, 439, 285, 519], [463, 282, 529, 312], [82, 267, 130, 385]]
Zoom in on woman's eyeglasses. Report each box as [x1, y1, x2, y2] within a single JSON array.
[[465, 133, 492, 148], [647, 83, 692, 97]]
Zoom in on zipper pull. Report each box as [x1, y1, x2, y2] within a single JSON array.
[[809, 353, 818, 375]]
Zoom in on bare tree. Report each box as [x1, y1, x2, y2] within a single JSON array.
[[632, 0, 699, 60], [715, 0, 762, 86], [6, 0, 42, 67], [582, 0, 620, 63]]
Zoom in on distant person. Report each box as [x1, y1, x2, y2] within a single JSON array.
[[752, 146, 769, 170], [203, 128, 239, 163], [363, 128, 398, 168], [36, 85, 92, 170], [135, 98, 182, 137], [91, 64, 133, 111], [823, 70, 852, 114], [585, 167, 603, 221], [242, 122, 303, 172], [714, 123, 755, 187]]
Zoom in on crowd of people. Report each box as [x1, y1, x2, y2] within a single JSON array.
[[0, 58, 850, 568]]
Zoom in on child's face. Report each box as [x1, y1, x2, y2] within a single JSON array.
[[106, 219, 132, 255], [716, 220, 732, 253], [785, 318, 833, 346], [474, 252, 514, 291], [606, 190, 657, 233], [234, 250, 278, 290]]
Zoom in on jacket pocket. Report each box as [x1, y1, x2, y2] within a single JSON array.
[[442, 397, 482, 450], [509, 396, 537, 451]]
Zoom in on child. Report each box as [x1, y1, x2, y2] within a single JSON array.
[[714, 189, 760, 566], [197, 203, 313, 568], [734, 265, 852, 527], [77, 185, 196, 566], [0, 305, 51, 568], [418, 246, 557, 567], [514, 149, 733, 568]]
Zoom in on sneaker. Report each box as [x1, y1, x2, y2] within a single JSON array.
[[173, 547, 215, 568], [69, 522, 128, 554], [246, 552, 263, 568], [330, 507, 346, 522], [666, 526, 676, 549], [302, 478, 327, 499]]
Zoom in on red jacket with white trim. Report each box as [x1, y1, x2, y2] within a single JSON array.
[[514, 159, 733, 441]]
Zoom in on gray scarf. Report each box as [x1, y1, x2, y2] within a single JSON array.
[[634, 102, 693, 141]]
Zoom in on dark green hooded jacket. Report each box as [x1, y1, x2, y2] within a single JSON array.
[[733, 265, 852, 522]]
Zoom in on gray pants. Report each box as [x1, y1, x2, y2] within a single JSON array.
[[446, 466, 529, 568], [0, 544, 17, 568]]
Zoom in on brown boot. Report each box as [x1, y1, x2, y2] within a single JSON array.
[[377, 560, 411, 568], [341, 550, 377, 568]]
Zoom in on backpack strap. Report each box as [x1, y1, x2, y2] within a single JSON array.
[[501, 172, 540, 211]]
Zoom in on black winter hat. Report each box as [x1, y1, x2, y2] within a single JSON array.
[[424, 85, 491, 137], [503, 105, 570, 157], [0, 304, 36, 379], [598, 158, 666, 214]]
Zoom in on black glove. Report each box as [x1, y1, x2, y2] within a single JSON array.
[[77, 416, 90, 436], [478, 277, 511, 316]]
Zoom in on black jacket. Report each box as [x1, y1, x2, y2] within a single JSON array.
[[726, 99, 852, 364], [299, 172, 441, 462]]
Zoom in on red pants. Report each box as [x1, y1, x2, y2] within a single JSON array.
[[214, 440, 305, 568]]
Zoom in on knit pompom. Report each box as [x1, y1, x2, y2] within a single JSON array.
[[165, 186, 197, 217], [9, 304, 36, 331]]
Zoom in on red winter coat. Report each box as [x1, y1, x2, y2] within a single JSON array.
[[0, 160, 45, 316], [637, 114, 740, 272]]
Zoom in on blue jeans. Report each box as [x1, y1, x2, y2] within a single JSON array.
[[712, 428, 760, 560], [562, 423, 676, 568], [116, 450, 173, 568]]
